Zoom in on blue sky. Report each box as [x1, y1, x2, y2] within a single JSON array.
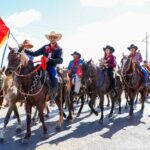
[[1, 0, 150, 66]]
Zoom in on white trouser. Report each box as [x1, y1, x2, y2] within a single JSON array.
[[72, 74, 81, 94]]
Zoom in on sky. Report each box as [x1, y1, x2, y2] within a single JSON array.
[[1, 0, 150, 67]]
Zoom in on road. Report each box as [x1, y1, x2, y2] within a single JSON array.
[[0, 97, 150, 150]]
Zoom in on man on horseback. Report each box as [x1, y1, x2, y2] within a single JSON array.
[[100, 45, 117, 96], [24, 31, 63, 101], [67, 51, 84, 96], [128, 44, 149, 86]]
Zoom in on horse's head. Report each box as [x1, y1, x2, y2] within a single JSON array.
[[5, 46, 29, 76], [0, 66, 6, 89], [121, 55, 132, 76], [81, 59, 96, 86]]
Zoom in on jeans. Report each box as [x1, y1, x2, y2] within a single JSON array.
[[47, 66, 58, 89], [106, 68, 115, 89], [137, 64, 148, 80]]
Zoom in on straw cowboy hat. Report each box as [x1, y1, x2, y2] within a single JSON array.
[[20, 40, 34, 49], [103, 45, 115, 53], [45, 31, 62, 41], [127, 44, 138, 51]]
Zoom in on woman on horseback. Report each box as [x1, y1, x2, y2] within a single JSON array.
[[128, 44, 149, 86], [102, 45, 117, 96]]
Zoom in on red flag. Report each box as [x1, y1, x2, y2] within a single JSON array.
[[0, 18, 9, 47]]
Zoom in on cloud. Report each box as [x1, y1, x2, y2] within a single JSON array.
[[61, 12, 150, 66], [80, 0, 149, 7], [4, 9, 41, 28]]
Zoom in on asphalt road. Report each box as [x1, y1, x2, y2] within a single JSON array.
[[0, 96, 150, 150]]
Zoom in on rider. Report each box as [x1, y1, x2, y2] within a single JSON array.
[[24, 31, 63, 101], [102, 45, 117, 96], [142, 60, 150, 74], [128, 44, 149, 86], [19, 40, 34, 62], [67, 51, 84, 96]]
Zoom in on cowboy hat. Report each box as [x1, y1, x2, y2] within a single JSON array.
[[103, 45, 115, 53], [127, 44, 138, 51], [45, 31, 62, 41], [71, 51, 81, 58], [19, 40, 34, 49]]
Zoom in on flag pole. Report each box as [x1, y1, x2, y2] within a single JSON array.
[[10, 31, 19, 46]]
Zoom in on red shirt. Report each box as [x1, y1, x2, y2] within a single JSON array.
[[105, 54, 116, 68]]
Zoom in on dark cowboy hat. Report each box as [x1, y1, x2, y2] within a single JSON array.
[[103, 45, 115, 53], [127, 44, 138, 51], [71, 51, 81, 58]]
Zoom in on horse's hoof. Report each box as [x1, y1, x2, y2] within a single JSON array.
[[44, 114, 49, 119], [76, 113, 80, 117], [32, 118, 35, 121], [95, 111, 99, 116], [66, 116, 73, 122], [108, 113, 113, 118], [0, 138, 4, 143], [16, 128, 22, 133], [55, 125, 62, 131], [118, 111, 121, 114], [99, 120, 103, 124], [127, 115, 133, 120], [21, 138, 29, 144], [41, 134, 49, 140]]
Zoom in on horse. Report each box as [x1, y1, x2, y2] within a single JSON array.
[[0, 67, 6, 109], [121, 55, 147, 118], [0, 68, 23, 142], [5, 47, 52, 143], [81, 60, 121, 123]]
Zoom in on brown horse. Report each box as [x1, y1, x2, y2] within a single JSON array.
[[81, 60, 122, 123], [121, 55, 147, 117]]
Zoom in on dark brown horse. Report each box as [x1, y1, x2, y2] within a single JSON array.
[[5, 48, 50, 143], [81, 60, 122, 123], [121, 55, 147, 117]]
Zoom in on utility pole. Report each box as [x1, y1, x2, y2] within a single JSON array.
[[141, 32, 150, 62]]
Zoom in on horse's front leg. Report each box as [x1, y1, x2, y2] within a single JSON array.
[[37, 103, 48, 139], [99, 94, 104, 124], [22, 103, 32, 144], [55, 97, 64, 130], [13, 104, 22, 132], [89, 95, 98, 116], [77, 95, 85, 117], [108, 96, 115, 118], [140, 88, 147, 113], [0, 104, 14, 142]]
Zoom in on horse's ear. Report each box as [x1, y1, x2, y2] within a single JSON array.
[[8, 46, 13, 51], [2, 66, 5, 72], [87, 59, 92, 65], [122, 53, 125, 57]]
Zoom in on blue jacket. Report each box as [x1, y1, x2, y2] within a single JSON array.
[[68, 59, 84, 75], [25, 44, 63, 67]]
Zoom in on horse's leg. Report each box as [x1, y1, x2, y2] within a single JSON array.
[[89, 95, 98, 116], [37, 103, 48, 139], [32, 108, 38, 121], [125, 92, 129, 110], [118, 97, 122, 114], [128, 91, 136, 118], [77, 95, 85, 117], [22, 103, 32, 144], [99, 94, 104, 123], [108, 96, 115, 118], [140, 89, 147, 113], [135, 93, 138, 105], [0, 105, 13, 142], [13, 104, 22, 132], [55, 97, 64, 130], [66, 92, 74, 121], [106, 94, 110, 107]]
